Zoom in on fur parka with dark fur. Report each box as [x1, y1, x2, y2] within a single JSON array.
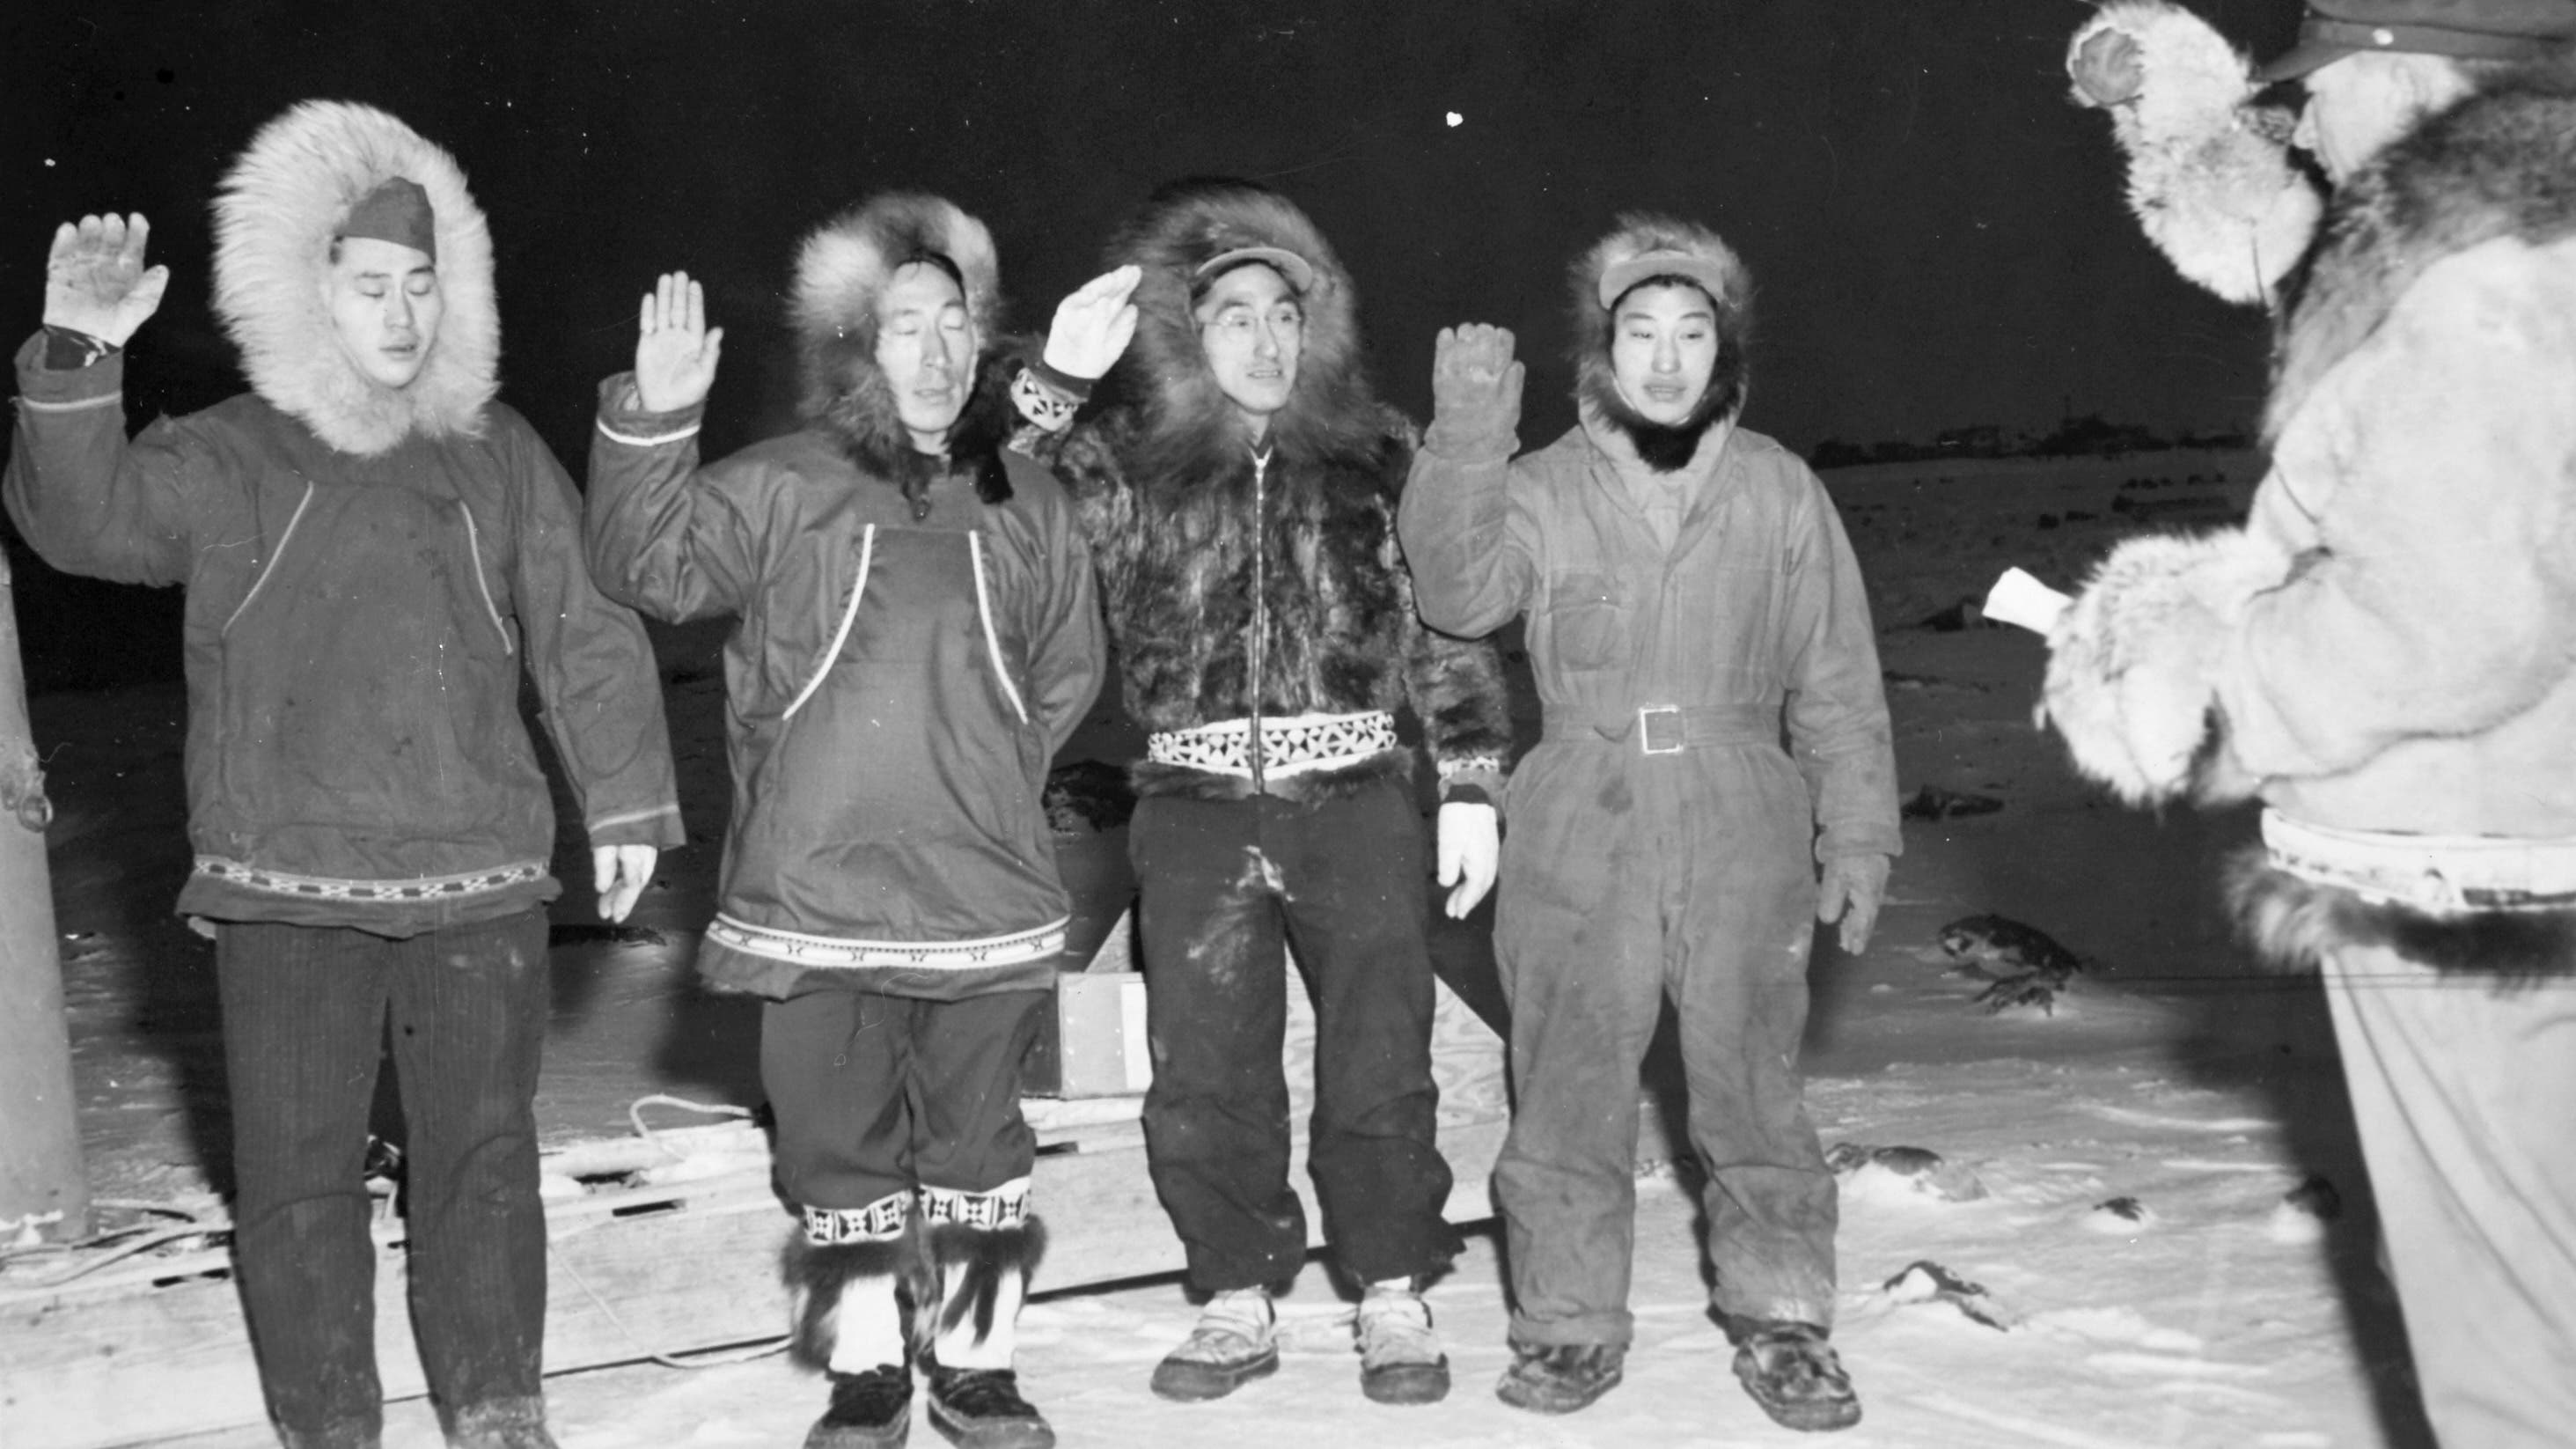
[[2049, 38, 2576, 975], [1043, 181, 1509, 801]]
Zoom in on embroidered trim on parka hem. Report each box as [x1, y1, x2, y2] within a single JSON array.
[[191, 856, 547, 901], [706, 915, 1068, 970]]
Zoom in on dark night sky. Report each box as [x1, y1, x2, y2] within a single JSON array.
[[6, 0, 2303, 470]]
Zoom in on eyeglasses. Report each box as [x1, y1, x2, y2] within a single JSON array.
[[1200, 309, 1303, 340]]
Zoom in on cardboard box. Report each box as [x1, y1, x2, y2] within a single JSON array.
[[1025, 968, 1151, 1099]]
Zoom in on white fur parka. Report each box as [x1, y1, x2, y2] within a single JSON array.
[[2047, 4, 2576, 853]]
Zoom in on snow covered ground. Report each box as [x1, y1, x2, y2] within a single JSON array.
[[25, 451, 2439, 1446]]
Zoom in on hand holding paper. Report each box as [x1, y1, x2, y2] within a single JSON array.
[[1984, 567, 2070, 635]]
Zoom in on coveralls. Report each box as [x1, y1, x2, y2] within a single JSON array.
[[1403, 413, 1898, 1347]]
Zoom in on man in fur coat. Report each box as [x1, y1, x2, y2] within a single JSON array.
[[585, 195, 1102, 1449], [2055, 3, 2576, 1442], [1398, 218, 1897, 1430], [6, 103, 682, 1449], [1012, 180, 1510, 1409]]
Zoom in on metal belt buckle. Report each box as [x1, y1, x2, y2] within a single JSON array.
[[1638, 705, 1685, 755]]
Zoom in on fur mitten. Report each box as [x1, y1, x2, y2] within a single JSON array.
[[2070, 1, 2321, 305], [2042, 529, 2283, 805]]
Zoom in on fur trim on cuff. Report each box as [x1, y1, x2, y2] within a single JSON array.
[[2042, 529, 2282, 805], [2075, 1, 2321, 306], [2228, 846, 2576, 981], [213, 101, 498, 456], [920, 1218, 1046, 1360], [782, 1227, 931, 1371]]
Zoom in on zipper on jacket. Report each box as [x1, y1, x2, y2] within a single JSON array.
[[1248, 444, 1272, 795], [968, 530, 1031, 725], [782, 523, 877, 722]]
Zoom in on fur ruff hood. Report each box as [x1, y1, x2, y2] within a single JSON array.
[[1095, 180, 1395, 488], [212, 100, 497, 457], [789, 193, 1014, 511], [2270, 47, 2576, 438], [1567, 213, 1752, 469]]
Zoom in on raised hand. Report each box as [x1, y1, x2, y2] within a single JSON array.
[[2068, 22, 2145, 107], [1041, 264, 1141, 382], [45, 213, 170, 347], [634, 271, 723, 414], [1428, 323, 1524, 445]]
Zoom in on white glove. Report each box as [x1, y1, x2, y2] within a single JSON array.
[[1435, 801, 1500, 919], [591, 844, 658, 923]]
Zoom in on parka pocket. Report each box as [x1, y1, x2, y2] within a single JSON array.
[[1544, 569, 1628, 671]]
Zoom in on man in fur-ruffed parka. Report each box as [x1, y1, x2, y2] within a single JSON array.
[[1398, 217, 1897, 1430], [2055, 3, 2576, 1442], [6, 102, 682, 1449], [1012, 179, 1511, 1409], [584, 194, 1102, 1449]]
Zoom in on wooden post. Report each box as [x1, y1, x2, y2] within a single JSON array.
[[0, 543, 88, 1244]]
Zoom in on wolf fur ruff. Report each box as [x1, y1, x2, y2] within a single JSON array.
[[1095, 179, 1386, 475], [1567, 212, 1753, 468], [2269, 46, 2576, 436], [789, 193, 1015, 511], [212, 99, 498, 457]]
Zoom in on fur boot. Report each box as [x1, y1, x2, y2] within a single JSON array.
[[920, 1216, 1052, 1449]]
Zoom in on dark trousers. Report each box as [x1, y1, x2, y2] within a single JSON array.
[[760, 984, 1049, 1212], [217, 910, 552, 1440], [1131, 781, 1461, 1291]]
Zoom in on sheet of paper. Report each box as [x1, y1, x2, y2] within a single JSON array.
[[1983, 566, 2070, 634]]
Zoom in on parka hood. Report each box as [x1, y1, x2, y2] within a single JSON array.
[[1568, 213, 1752, 472], [1097, 179, 1392, 477], [789, 193, 1014, 514], [212, 100, 498, 457]]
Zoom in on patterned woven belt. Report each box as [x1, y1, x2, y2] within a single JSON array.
[[2262, 808, 2576, 914], [1146, 710, 1400, 780]]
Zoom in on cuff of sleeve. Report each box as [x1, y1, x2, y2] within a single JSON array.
[[1025, 357, 1094, 401], [1436, 758, 1506, 809], [1421, 413, 1519, 465], [14, 330, 126, 402], [593, 371, 706, 446], [42, 326, 117, 371], [589, 801, 686, 849]]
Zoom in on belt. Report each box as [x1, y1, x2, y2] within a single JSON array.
[[2261, 808, 2576, 914], [1146, 710, 1400, 780], [1541, 704, 1778, 755]]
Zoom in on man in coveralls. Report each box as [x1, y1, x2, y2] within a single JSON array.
[[1398, 214, 1898, 1431]]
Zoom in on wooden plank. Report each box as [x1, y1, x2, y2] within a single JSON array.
[[0, 1110, 1510, 1449]]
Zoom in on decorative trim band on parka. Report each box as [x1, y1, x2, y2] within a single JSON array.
[[2047, 33, 2576, 976], [585, 193, 1105, 1002], [1024, 180, 1511, 805]]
